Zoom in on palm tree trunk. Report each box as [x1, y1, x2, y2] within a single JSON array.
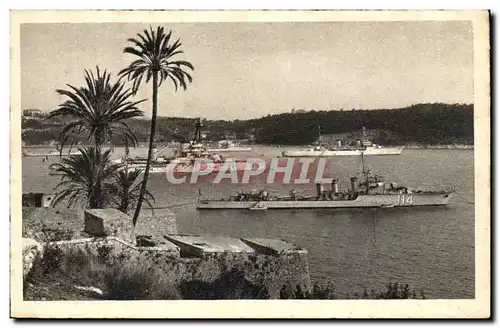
[[119, 194, 129, 213], [95, 130, 103, 154], [132, 70, 158, 226]]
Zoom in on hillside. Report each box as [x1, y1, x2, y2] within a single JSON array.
[[21, 103, 474, 147]]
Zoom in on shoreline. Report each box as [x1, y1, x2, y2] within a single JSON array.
[[22, 144, 474, 150], [402, 145, 474, 149]]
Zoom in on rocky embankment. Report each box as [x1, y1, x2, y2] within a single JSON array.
[[22, 207, 311, 300]]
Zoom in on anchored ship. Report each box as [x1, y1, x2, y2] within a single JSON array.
[[165, 120, 251, 173], [197, 152, 453, 210], [282, 127, 403, 157], [23, 147, 82, 157], [114, 120, 253, 174]]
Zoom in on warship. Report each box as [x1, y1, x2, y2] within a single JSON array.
[[114, 120, 252, 174], [23, 147, 82, 157], [197, 152, 453, 210], [165, 119, 251, 173], [281, 127, 403, 157]]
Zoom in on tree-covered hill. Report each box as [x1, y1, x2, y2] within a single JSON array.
[[21, 103, 473, 146], [252, 103, 474, 146]]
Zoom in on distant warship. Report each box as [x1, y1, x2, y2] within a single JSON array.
[[281, 126, 403, 157]]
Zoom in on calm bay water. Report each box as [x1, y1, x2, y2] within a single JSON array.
[[22, 146, 474, 298]]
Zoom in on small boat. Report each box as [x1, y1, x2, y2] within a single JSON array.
[[48, 163, 65, 175], [207, 140, 252, 152], [282, 127, 403, 157], [249, 203, 268, 211]]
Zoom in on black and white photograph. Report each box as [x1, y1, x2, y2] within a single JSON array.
[[10, 10, 490, 318]]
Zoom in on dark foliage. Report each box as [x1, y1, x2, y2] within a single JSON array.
[[25, 245, 181, 300], [108, 169, 155, 215], [23, 103, 473, 146], [179, 267, 270, 299], [51, 147, 123, 209], [254, 103, 474, 145], [104, 263, 181, 300], [26, 248, 425, 300], [280, 282, 337, 299], [279, 281, 423, 299], [47, 66, 145, 151]]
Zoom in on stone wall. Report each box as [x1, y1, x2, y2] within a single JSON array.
[[23, 238, 44, 279], [45, 236, 180, 263], [40, 235, 310, 299], [22, 207, 86, 242], [23, 208, 311, 298], [84, 209, 136, 245], [135, 208, 178, 236], [22, 207, 177, 242]]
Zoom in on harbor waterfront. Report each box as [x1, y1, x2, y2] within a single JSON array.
[[22, 146, 475, 299]]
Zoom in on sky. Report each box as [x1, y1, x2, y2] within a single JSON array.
[[20, 21, 473, 120]]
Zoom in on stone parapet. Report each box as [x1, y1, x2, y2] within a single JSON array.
[[24, 207, 310, 298], [41, 233, 310, 298], [84, 209, 136, 245]]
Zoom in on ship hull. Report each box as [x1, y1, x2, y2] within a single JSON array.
[[207, 147, 252, 152], [23, 149, 82, 157], [197, 193, 452, 209], [122, 161, 254, 174], [282, 147, 403, 157]]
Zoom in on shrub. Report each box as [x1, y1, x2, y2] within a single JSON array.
[[367, 282, 425, 300], [25, 245, 181, 300], [104, 262, 181, 300], [23, 222, 75, 242], [279, 281, 424, 300], [179, 267, 270, 300], [280, 282, 337, 299], [24, 245, 109, 300]]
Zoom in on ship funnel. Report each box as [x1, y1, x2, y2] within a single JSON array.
[[337, 139, 342, 148], [331, 179, 339, 194], [350, 177, 358, 198], [316, 183, 324, 198], [356, 139, 362, 147]]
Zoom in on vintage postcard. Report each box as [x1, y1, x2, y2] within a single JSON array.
[[10, 10, 490, 318]]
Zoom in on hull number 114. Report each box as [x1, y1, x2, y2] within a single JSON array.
[[397, 194, 414, 206]]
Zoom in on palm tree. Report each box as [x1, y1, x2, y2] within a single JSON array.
[[110, 169, 156, 215], [119, 26, 194, 226], [48, 66, 146, 153], [51, 147, 123, 209]]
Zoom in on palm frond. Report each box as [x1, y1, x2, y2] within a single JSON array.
[[109, 168, 155, 214], [119, 27, 194, 93], [48, 67, 145, 149], [52, 146, 124, 209]]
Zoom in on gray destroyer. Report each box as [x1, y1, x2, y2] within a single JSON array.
[[196, 154, 453, 210]]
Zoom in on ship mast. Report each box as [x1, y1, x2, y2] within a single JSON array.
[[360, 150, 369, 194], [193, 118, 203, 143], [317, 125, 322, 146], [361, 150, 366, 174]]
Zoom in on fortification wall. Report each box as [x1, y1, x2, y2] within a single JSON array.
[[23, 208, 311, 298]]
